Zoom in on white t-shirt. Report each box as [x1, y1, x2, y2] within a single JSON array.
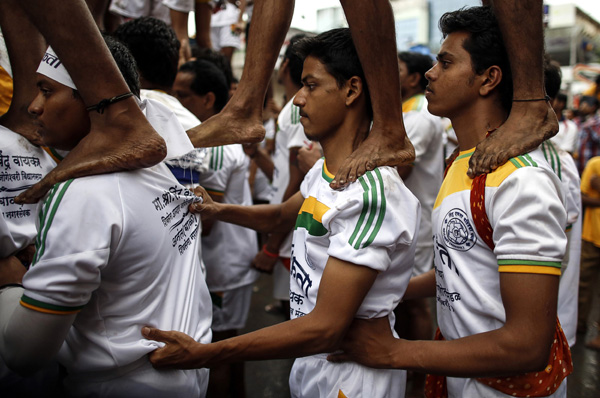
[[0, 127, 56, 257], [198, 144, 259, 291], [550, 118, 579, 154], [210, 2, 240, 27], [402, 94, 444, 275], [542, 140, 582, 346], [433, 147, 567, 397], [141, 89, 200, 131], [271, 98, 308, 257], [288, 158, 419, 396], [109, 0, 170, 23], [22, 165, 212, 396]]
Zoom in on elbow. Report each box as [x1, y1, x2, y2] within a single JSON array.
[[1, 351, 45, 376], [520, 344, 552, 373]]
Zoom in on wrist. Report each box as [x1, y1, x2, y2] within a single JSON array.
[[262, 244, 279, 258]]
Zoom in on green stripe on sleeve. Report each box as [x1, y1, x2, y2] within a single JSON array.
[[354, 172, 378, 249], [33, 180, 74, 265], [32, 185, 59, 265], [21, 294, 85, 313], [498, 259, 562, 268], [348, 177, 370, 247], [363, 169, 387, 248]]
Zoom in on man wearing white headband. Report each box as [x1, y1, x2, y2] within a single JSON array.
[[0, 38, 213, 397]]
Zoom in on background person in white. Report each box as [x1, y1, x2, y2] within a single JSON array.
[[0, 41, 212, 397], [329, 7, 569, 398], [143, 28, 420, 398], [393, 53, 443, 393], [172, 58, 258, 397], [249, 34, 308, 318]]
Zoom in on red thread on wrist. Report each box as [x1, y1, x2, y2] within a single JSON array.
[[262, 245, 279, 258]]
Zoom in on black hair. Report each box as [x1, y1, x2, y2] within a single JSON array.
[[179, 59, 229, 112], [294, 28, 371, 117], [543, 57, 562, 100], [397, 51, 433, 91], [192, 46, 234, 88], [113, 17, 180, 88], [284, 34, 307, 87], [73, 35, 141, 98], [556, 93, 567, 104], [439, 6, 512, 112], [580, 95, 600, 108]]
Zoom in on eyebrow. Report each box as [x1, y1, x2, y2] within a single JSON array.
[[436, 51, 452, 60], [301, 74, 316, 84]]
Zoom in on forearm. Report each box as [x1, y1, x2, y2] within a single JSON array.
[[252, 148, 274, 180], [582, 194, 600, 208], [0, 287, 74, 375], [200, 314, 342, 367], [211, 202, 293, 233], [170, 9, 189, 48], [403, 269, 436, 300], [394, 325, 551, 377]]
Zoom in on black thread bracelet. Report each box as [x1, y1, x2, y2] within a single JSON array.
[[512, 95, 551, 102], [86, 92, 134, 114]]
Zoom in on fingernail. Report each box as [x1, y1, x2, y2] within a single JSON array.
[[331, 180, 337, 185], [142, 327, 150, 336], [339, 179, 345, 185]]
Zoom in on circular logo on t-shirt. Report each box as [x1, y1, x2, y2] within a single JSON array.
[[441, 208, 477, 251]]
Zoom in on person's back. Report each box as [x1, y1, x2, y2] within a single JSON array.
[[23, 163, 212, 396]]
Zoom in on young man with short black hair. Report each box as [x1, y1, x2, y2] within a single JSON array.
[[143, 28, 420, 398], [329, 7, 571, 398]]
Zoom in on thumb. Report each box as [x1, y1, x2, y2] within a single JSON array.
[[142, 326, 170, 342]]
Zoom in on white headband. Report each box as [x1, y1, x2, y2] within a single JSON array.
[[36, 47, 76, 90]]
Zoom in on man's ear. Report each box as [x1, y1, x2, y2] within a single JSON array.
[[345, 76, 363, 107], [479, 65, 503, 97], [406, 72, 421, 89], [204, 92, 216, 112]]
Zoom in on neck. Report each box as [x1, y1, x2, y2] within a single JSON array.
[[321, 114, 371, 175], [402, 89, 423, 103], [451, 100, 507, 151], [140, 77, 170, 94]]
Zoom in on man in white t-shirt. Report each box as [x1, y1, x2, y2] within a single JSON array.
[[172, 58, 258, 397], [0, 41, 212, 398], [114, 17, 211, 188], [550, 93, 578, 154], [394, 50, 444, 396], [247, 34, 308, 318], [329, 7, 570, 398], [143, 28, 420, 398], [210, 0, 246, 63]]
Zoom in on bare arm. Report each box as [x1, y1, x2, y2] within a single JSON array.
[[402, 269, 436, 301], [191, 186, 303, 233], [143, 256, 378, 369], [332, 272, 558, 377], [170, 9, 191, 66]]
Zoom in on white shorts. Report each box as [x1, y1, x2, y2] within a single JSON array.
[[210, 25, 242, 51], [289, 354, 406, 398], [210, 283, 253, 332]]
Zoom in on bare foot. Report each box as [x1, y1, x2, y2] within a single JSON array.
[[586, 335, 600, 351], [15, 97, 166, 204], [467, 101, 558, 178], [187, 102, 265, 148], [330, 129, 415, 190]]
